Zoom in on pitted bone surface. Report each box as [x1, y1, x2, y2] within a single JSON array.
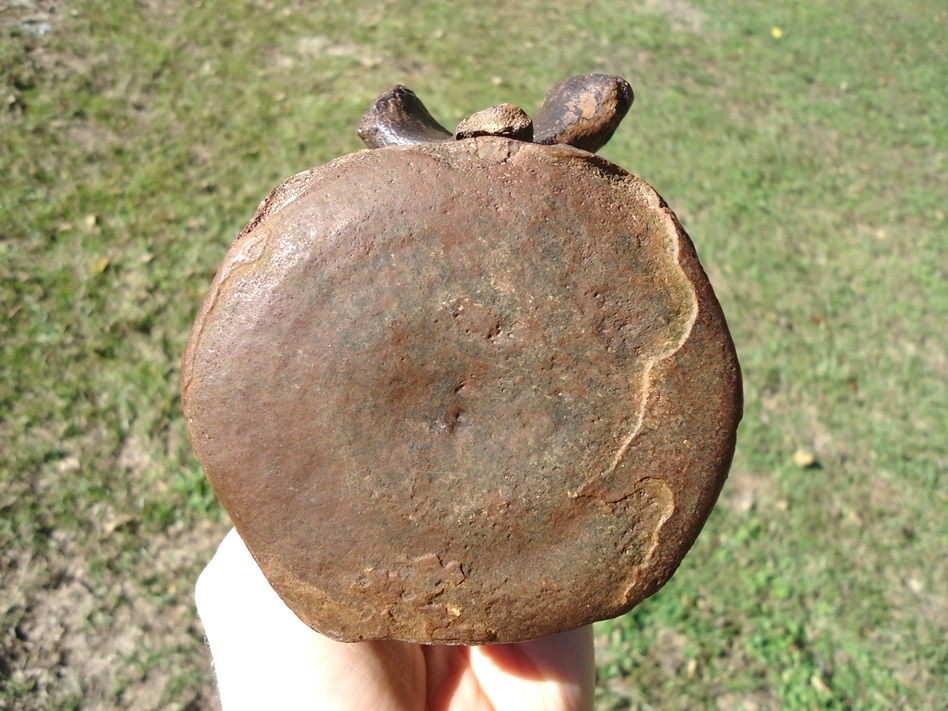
[[182, 134, 741, 644]]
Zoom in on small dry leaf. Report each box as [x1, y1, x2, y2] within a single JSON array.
[[57, 455, 81, 475], [793, 448, 816, 468], [92, 256, 110, 274], [102, 513, 136, 536], [810, 674, 830, 694], [83, 214, 98, 231]]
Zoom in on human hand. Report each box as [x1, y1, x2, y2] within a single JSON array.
[[196, 529, 595, 710]]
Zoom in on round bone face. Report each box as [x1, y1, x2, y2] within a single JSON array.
[[182, 137, 741, 644]]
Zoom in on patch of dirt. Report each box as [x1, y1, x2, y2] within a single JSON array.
[[0, 0, 65, 35], [715, 691, 778, 711], [653, 627, 691, 677], [1, 0, 98, 78], [1, 514, 229, 709], [294, 35, 381, 68], [641, 0, 706, 33], [720, 470, 781, 516]]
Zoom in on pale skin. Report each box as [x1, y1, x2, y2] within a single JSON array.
[[196, 529, 596, 711]]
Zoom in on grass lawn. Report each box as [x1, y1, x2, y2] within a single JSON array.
[[1, 0, 945, 708]]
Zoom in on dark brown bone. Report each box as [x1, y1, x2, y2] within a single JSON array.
[[181, 139, 742, 645], [356, 85, 453, 148], [533, 74, 634, 153], [184, 77, 741, 645], [358, 75, 632, 154]]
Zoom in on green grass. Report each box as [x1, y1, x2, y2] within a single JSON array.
[[2, 0, 945, 708]]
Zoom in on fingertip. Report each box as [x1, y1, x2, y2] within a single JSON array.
[[469, 625, 596, 711], [196, 529, 336, 709]]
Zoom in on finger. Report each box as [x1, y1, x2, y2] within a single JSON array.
[[196, 529, 425, 710], [468, 626, 595, 711]]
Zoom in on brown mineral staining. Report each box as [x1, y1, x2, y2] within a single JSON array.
[[182, 77, 742, 645]]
